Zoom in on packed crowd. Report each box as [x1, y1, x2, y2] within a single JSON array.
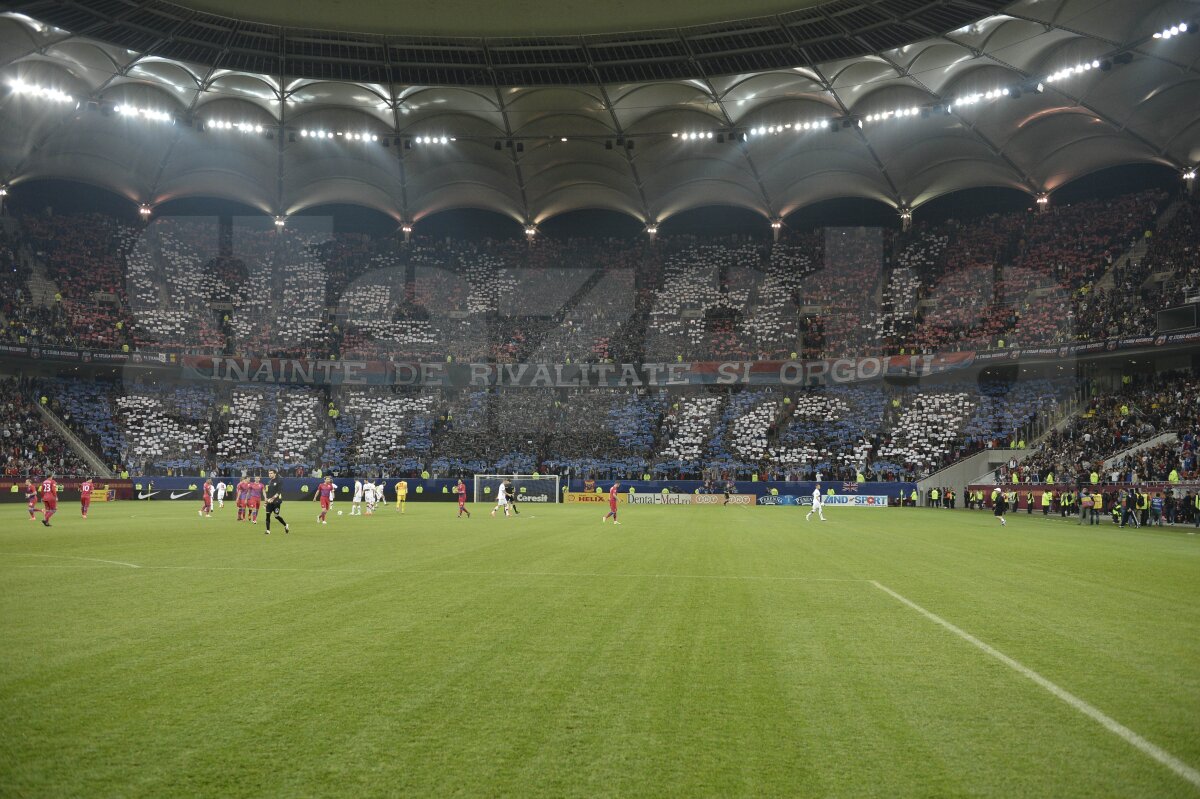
[[1009, 371, 1200, 484], [0, 378, 91, 478], [27, 370, 1077, 483], [0, 185, 1186, 365]]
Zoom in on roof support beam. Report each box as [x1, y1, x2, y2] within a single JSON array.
[[482, 42, 531, 224], [677, 30, 776, 220], [383, 41, 410, 223], [582, 39, 652, 224], [873, 51, 1039, 197], [941, 32, 1184, 167]]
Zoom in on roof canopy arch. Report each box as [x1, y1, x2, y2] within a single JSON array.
[[0, 0, 1194, 222]]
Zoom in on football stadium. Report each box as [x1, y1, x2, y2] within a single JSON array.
[[2, 0, 1200, 795]]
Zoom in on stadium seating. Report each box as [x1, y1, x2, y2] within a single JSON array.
[[0, 379, 91, 477], [876, 391, 976, 474]]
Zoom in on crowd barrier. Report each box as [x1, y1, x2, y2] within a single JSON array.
[[966, 481, 1200, 511], [0, 479, 132, 502]]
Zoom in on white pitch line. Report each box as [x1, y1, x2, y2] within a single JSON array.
[[3, 553, 141, 569], [142, 563, 864, 583], [871, 580, 1200, 791], [0, 557, 865, 583]]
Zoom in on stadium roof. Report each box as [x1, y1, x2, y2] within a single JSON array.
[[0, 0, 1197, 227]]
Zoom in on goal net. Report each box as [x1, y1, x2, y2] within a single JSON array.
[[473, 474, 561, 505]]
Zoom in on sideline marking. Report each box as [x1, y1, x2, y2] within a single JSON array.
[[0, 556, 863, 583], [138, 565, 868, 582], [871, 580, 1200, 791], [3, 553, 141, 569]]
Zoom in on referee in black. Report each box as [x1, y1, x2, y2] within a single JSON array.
[[264, 468, 289, 535]]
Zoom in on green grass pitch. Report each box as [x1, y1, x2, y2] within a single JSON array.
[[2, 500, 1199, 798]]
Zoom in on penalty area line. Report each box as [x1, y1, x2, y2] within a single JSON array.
[[871, 580, 1200, 791]]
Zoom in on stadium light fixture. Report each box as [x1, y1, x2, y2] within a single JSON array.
[[8, 79, 74, 105], [113, 104, 173, 123], [1043, 60, 1104, 85], [1184, 168, 1197, 180], [1153, 22, 1189, 39], [0, 186, 7, 197], [274, 216, 286, 228], [863, 105, 927, 125], [770, 220, 782, 229], [745, 120, 829, 138], [138, 204, 152, 217], [207, 120, 266, 135], [524, 225, 537, 238], [646, 224, 658, 236], [401, 224, 413, 234], [1036, 193, 1050, 209]]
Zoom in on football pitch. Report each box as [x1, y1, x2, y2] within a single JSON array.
[[2, 502, 1199, 798]]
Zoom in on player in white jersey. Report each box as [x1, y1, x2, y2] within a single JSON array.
[[491, 480, 510, 518], [352, 479, 363, 516], [805, 484, 826, 521], [363, 481, 377, 515], [216, 480, 227, 508]]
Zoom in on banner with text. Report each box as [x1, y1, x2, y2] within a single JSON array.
[[177, 353, 977, 388]]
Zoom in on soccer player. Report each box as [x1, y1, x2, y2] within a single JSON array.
[[363, 480, 377, 515], [313, 476, 335, 524], [602, 480, 621, 524], [80, 476, 93, 519], [456, 478, 470, 518], [39, 473, 58, 527], [352, 478, 363, 516], [246, 475, 264, 524], [263, 469, 289, 535], [199, 478, 214, 518], [236, 475, 250, 522], [506, 478, 520, 516], [805, 483, 826, 521], [24, 478, 42, 522], [994, 487, 1008, 526], [216, 478, 227, 509], [491, 479, 510, 518], [395, 478, 408, 513]]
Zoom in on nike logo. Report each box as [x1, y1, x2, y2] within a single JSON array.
[[170, 491, 193, 499], [137, 491, 159, 499]]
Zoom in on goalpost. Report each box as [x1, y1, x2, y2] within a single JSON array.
[[473, 474, 561, 505]]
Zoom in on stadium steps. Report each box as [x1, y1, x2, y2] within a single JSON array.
[[1094, 238, 1146, 292], [23, 250, 61, 308], [554, 268, 609, 322], [1155, 196, 1186, 232], [33, 401, 114, 478], [1101, 431, 1177, 470], [918, 448, 1028, 496], [1094, 198, 1179, 293]]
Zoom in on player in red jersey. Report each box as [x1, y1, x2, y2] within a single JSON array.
[[24, 479, 42, 522], [236, 476, 250, 521], [313, 476, 335, 524], [246, 475, 264, 524], [199, 478, 214, 518], [80, 477, 94, 519], [40, 474, 58, 527], [456, 478, 471, 518], [601, 480, 621, 525]]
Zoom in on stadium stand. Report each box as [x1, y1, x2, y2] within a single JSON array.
[[0, 379, 91, 478]]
